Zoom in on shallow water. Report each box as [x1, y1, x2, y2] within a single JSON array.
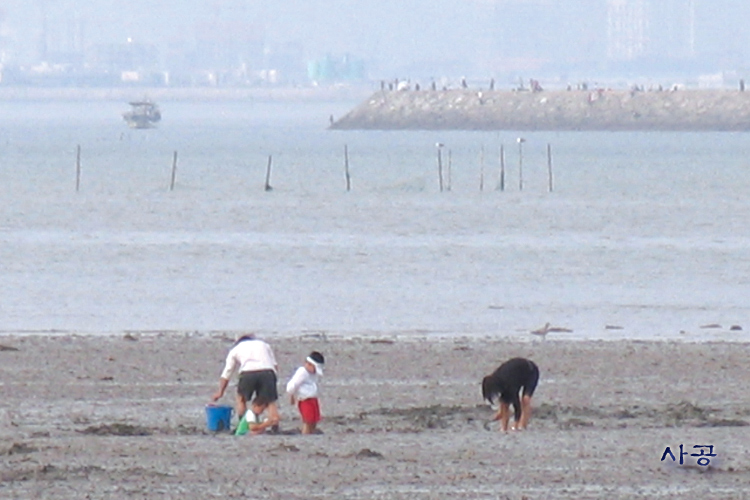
[[1, 99, 749, 341]]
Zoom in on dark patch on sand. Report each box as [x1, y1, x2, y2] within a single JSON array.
[[269, 443, 301, 453], [2, 442, 37, 455], [329, 402, 749, 434], [339, 404, 492, 433], [0, 464, 171, 483], [79, 423, 152, 436], [1, 464, 101, 482], [352, 448, 384, 459]]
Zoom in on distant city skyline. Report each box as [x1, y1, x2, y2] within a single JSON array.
[[0, 0, 748, 85]]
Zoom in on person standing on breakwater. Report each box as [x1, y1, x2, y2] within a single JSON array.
[[212, 333, 280, 433], [286, 351, 325, 434], [482, 358, 539, 432]]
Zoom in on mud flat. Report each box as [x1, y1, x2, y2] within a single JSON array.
[[331, 89, 750, 131], [1, 333, 749, 499]]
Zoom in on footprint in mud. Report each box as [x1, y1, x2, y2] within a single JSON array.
[[269, 443, 300, 453], [2, 442, 37, 455], [79, 423, 151, 436], [352, 448, 384, 459]]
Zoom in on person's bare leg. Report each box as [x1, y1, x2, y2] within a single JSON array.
[[235, 393, 247, 421], [302, 422, 312, 434], [519, 395, 533, 430], [499, 402, 511, 432], [266, 401, 280, 431]]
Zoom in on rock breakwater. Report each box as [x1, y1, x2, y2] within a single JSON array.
[[331, 89, 750, 131]]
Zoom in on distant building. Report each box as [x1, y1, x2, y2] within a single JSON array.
[[307, 54, 365, 84], [261, 42, 307, 84], [607, 0, 649, 61], [93, 41, 158, 72], [607, 0, 696, 62]]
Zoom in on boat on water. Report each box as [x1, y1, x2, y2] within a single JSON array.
[[122, 100, 162, 129]]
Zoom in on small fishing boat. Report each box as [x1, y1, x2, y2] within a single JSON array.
[[122, 100, 162, 129]]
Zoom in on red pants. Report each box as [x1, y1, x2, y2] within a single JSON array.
[[298, 398, 321, 424]]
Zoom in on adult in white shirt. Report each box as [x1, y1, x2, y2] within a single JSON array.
[[212, 334, 280, 433]]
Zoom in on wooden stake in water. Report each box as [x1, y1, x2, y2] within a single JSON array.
[[547, 143, 554, 192], [169, 151, 178, 191], [479, 145, 485, 192], [344, 145, 351, 191], [75, 144, 81, 192], [264, 155, 273, 191], [497, 144, 505, 191]]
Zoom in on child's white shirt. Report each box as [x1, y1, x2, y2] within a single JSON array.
[[286, 366, 319, 400]]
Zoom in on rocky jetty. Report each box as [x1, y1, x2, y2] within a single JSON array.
[[330, 89, 750, 131]]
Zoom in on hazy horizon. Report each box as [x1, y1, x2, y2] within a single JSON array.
[[0, 1, 748, 82]]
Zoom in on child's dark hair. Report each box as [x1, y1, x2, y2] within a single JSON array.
[[308, 351, 325, 365], [481, 374, 500, 404], [252, 397, 269, 407]]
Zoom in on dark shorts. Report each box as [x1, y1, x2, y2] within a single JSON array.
[[497, 358, 540, 403], [237, 369, 278, 404]]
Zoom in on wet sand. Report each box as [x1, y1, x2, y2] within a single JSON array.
[[1, 333, 749, 499]]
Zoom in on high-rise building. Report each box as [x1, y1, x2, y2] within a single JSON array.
[[607, 0, 696, 62], [607, 0, 648, 61]]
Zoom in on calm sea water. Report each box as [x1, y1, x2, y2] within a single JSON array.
[[1, 99, 749, 341]]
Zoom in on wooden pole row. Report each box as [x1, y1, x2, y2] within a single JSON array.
[[441, 141, 553, 193], [73, 143, 554, 193], [496, 141, 553, 192]]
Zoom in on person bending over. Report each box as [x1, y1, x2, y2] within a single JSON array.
[[482, 357, 539, 432], [212, 333, 280, 432]]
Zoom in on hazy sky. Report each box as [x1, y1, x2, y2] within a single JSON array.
[[1, 0, 748, 78]]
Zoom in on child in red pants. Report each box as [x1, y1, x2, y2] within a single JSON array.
[[285, 351, 324, 434]]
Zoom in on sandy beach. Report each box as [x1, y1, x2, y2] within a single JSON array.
[[1, 333, 749, 499]]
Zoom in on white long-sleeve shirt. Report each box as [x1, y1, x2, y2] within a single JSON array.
[[286, 366, 320, 401], [220, 339, 277, 380]]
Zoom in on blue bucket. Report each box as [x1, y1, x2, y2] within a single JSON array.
[[205, 404, 233, 432]]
